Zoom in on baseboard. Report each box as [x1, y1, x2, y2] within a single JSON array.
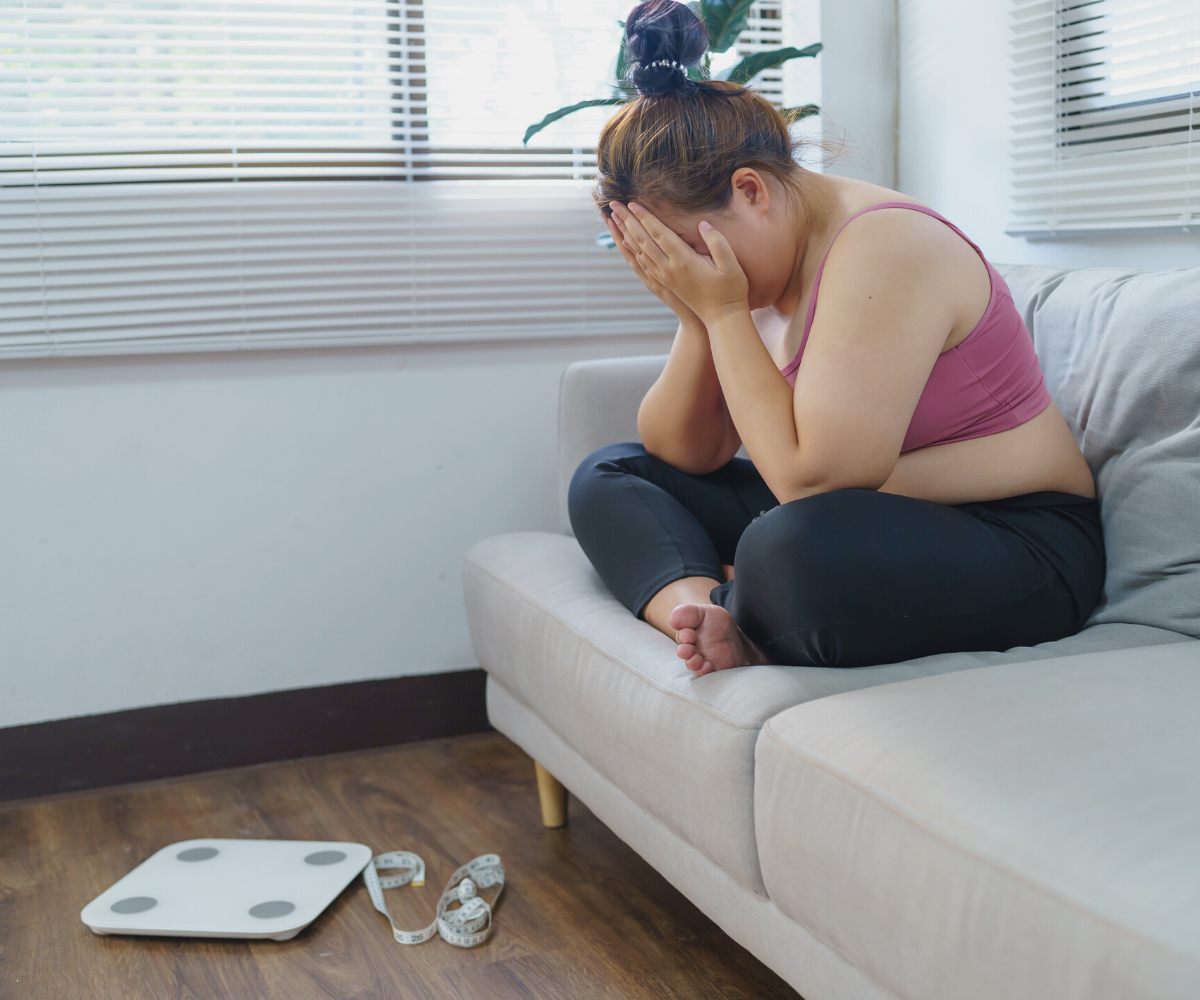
[[0, 669, 490, 803]]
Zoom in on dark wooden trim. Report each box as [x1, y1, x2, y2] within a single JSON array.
[[0, 669, 490, 803]]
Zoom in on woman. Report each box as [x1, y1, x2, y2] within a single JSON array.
[[569, 0, 1104, 673]]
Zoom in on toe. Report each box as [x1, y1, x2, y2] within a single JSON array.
[[668, 603, 704, 632], [676, 642, 696, 661]]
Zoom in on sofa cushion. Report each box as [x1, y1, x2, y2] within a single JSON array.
[[755, 641, 1200, 1000], [999, 264, 1200, 638], [463, 530, 1191, 896]]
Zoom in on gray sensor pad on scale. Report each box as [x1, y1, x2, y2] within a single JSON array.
[[304, 850, 346, 866], [249, 900, 296, 919], [111, 896, 157, 914], [177, 847, 219, 862]]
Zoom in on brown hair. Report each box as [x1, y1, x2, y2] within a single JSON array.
[[594, 1, 808, 220], [593, 83, 808, 219]]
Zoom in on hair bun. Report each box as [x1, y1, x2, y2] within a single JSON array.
[[623, 0, 707, 97]]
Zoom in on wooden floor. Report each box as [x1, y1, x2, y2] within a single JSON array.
[[0, 732, 800, 999]]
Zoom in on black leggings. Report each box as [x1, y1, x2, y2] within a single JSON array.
[[568, 443, 1106, 668]]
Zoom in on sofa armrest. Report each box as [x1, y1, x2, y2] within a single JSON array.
[[558, 354, 668, 534]]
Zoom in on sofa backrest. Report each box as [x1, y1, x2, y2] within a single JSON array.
[[999, 264, 1200, 639], [558, 354, 667, 535]]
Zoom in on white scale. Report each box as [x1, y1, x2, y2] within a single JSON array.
[[81, 839, 374, 940], [80, 838, 505, 946]]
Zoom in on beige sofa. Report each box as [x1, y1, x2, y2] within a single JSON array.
[[463, 264, 1200, 1000]]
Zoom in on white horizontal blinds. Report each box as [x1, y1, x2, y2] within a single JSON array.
[[1060, 0, 1200, 154], [1010, 0, 1200, 234], [724, 0, 786, 105], [4, 0, 407, 184], [419, 1, 791, 177], [2, 181, 675, 357], [1010, 0, 1060, 233], [393, 0, 430, 173], [418, 0, 622, 178], [0, 0, 628, 182], [1, 0, 684, 358], [3, 0, 794, 184]]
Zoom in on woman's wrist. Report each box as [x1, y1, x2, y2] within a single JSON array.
[[700, 304, 752, 332]]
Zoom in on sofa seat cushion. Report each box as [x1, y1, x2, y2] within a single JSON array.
[[755, 641, 1200, 1000], [463, 531, 1190, 896]]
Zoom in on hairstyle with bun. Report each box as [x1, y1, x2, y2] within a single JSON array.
[[596, 0, 807, 220], [623, 0, 706, 97]]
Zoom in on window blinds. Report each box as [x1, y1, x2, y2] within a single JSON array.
[[1010, 0, 1200, 235], [703, 0, 787, 105], [3, 181, 675, 356], [2, 0, 796, 358]]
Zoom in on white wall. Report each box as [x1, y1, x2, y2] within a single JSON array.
[[819, 0, 898, 187], [0, 335, 669, 728], [20, 0, 1199, 733], [897, 0, 1200, 270]]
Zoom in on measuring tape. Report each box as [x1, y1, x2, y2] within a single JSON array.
[[362, 851, 504, 948]]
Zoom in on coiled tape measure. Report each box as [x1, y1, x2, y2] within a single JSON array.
[[363, 851, 505, 948]]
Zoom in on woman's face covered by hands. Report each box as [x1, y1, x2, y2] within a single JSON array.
[[605, 168, 802, 321]]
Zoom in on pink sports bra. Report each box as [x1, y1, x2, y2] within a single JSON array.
[[779, 201, 1052, 453]]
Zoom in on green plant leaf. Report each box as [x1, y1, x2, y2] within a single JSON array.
[[783, 103, 820, 123], [715, 42, 822, 85], [523, 98, 628, 146], [699, 0, 758, 54]]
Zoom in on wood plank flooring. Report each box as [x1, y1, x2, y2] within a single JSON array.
[[0, 732, 801, 999]]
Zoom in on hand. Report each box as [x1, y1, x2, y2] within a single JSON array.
[[609, 201, 750, 327], [605, 214, 701, 327]]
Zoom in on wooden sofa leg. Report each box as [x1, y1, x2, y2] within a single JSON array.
[[534, 762, 568, 828]]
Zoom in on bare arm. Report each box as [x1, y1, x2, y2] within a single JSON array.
[[706, 214, 950, 501], [604, 213, 741, 474], [638, 319, 742, 475], [615, 204, 959, 503]]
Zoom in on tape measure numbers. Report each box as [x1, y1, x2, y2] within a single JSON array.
[[363, 851, 504, 948]]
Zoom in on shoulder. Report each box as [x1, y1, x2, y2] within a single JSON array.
[[826, 205, 976, 275], [815, 205, 988, 324]]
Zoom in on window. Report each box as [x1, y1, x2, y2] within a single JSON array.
[[2, 1, 807, 358], [1010, 0, 1200, 235]]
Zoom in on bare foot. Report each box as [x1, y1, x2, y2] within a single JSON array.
[[668, 603, 768, 676]]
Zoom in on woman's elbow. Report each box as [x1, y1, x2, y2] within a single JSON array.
[[768, 459, 892, 505], [643, 441, 728, 476], [637, 415, 731, 476]]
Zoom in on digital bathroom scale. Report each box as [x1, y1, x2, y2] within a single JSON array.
[[81, 839, 374, 940]]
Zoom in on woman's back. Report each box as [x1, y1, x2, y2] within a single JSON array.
[[747, 176, 1095, 504], [780, 201, 1051, 454]]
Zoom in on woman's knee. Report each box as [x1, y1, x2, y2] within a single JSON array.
[[568, 441, 674, 542], [728, 489, 888, 650], [734, 488, 871, 584], [569, 440, 644, 504]]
